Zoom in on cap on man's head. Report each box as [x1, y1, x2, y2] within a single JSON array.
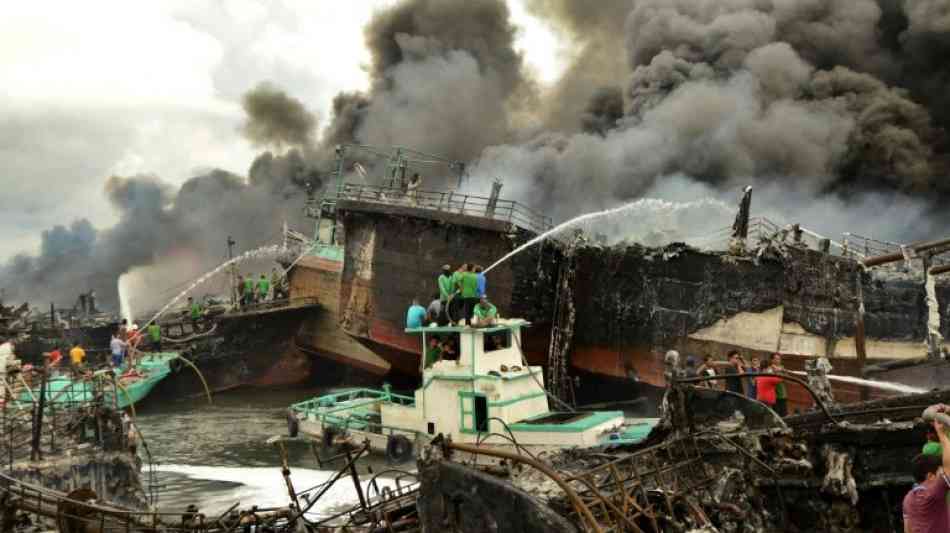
[[442, 264, 451, 271]]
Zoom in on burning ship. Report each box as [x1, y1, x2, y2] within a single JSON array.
[[287, 144, 950, 412]]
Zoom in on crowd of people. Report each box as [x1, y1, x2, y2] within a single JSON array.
[[407, 263, 495, 330], [236, 268, 287, 307], [682, 350, 791, 416], [402, 262, 499, 369]]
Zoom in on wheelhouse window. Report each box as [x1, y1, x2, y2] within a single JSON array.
[[484, 330, 511, 352]]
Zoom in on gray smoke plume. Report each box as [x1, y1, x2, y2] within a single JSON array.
[[524, 0, 631, 133], [0, 165, 309, 311], [469, 0, 950, 226], [7, 0, 950, 310], [242, 82, 318, 148], [320, 0, 531, 169]]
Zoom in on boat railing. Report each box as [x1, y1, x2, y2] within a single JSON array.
[[332, 182, 554, 235], [291, 388, 418, 437]]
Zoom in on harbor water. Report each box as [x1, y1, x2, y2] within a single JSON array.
[[136, 386, 396, 518]]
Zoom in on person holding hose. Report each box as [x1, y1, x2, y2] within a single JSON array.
[[903, 404, 950, 532]]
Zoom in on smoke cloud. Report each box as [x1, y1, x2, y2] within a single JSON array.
[[6, 0, 950, 309], [242, 83, 319, 148], [469, 0, 950, 227]]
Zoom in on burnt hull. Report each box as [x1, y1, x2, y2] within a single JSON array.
[[287, 248, 392, 377], [315, 197, 946, 411], [150, 303, 316, 398], [570, 244, 941, 408]]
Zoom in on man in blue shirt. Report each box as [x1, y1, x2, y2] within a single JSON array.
[[475, 265, 486, 297], [406, 298, 427, 329]]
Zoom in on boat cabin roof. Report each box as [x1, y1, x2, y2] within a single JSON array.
[[405, 318, 530, 335]]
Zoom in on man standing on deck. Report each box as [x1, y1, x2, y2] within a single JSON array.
[[110, 332, 126, 368], [769, 353, 789, 416], [723, 351, 745, 395], [243, 274, 255, 305], [271, 268, 285, 300], [69, 342, 86, 368], [188, 297, 202, 331], [438, 265, 454, 303], [406, 298, 427, 329], [457, 265, 480, 326], [236, 274, 245, 307], [407, 173, 421, 205], [258, 273, 270, 302], [747, 356, 760, 400], [475, 265, 486, 297], [903, 407, 950, 532], [147, 322, 161, 351]]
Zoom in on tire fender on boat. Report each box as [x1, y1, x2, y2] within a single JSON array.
[[385, 434, 413, 464], [168, 358, 184, 374], [286, 410, 299, 438]]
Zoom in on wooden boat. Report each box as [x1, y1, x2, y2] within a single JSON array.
[[14, 352, 181, 410], [288, 319, 655, 464]]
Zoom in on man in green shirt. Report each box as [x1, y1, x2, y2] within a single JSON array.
[[243, 275, 255, 305], [188, 297, 202, 330], [457, 264, 480, 326], [424, 336, 442, 369], [258, 274, 270, 301], [147, 323, 161, 351], [473, 296, 498, 327], [438, 264, 454, 302]]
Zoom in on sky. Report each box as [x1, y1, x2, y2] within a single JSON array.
[[0, 0, 566, 260]]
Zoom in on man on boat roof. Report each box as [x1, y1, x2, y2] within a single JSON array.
[[473, 295, 498, 327], [406, 298, 427, 329]]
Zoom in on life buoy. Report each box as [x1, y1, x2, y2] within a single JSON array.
[[385, 434, 413, 464], [286, 410, 299, 438], [168, 358, 184, 374]]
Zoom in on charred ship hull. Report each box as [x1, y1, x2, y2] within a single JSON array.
[[140, 301, 320, 398], [323, 196, 948, 411]]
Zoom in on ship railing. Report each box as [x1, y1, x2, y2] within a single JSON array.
[[290, 388, 418, 437], [232, 296, 319, 314], [332, 182, 554, 235], [291, 388, 415, 414]]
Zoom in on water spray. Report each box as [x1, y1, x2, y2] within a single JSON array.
[[789, 370, 926, 395], [483, 198, 731, 274]]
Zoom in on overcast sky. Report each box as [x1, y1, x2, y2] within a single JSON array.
[[0, 0, 566, 259]]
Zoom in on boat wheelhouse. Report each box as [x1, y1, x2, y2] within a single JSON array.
[[289, 319, 654, 463]]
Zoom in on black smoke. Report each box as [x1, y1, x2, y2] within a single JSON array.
[[7, 0, 950, 308]]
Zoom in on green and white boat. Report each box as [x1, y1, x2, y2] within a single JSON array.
[[289, 320, 655, 463], [16, 352, 181, 410]]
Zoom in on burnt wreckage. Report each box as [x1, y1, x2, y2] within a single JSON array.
[[415, 367, 944, 533]]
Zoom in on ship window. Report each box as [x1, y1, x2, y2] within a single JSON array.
[[484, 330, 511, 353], [427, 422, 435, 435]]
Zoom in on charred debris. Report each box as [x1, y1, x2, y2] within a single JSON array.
[[0, 366, 421, 533], [415, 373, 945, 532]]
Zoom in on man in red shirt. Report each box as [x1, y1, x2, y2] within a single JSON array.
[[904, 408, 950, 532], [46, 347, 63, 367]]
